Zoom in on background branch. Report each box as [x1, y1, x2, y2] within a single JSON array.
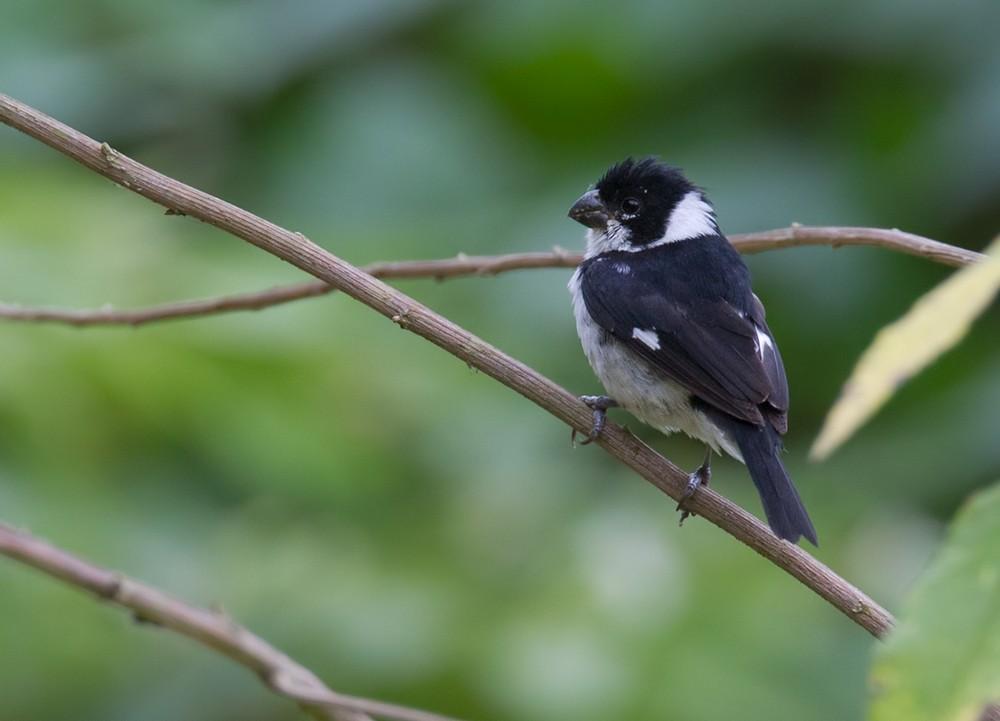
[[0, 92, 896, 638], [0, 229, 983, 328], [0, 523, 466, 721]]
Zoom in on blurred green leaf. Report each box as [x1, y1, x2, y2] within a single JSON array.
[[811, 238, 1000, 460], [870, 482, 1000, 721], [3, 2, 1000, 719]]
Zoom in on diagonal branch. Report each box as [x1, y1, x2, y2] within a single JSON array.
[[0, 92, 896, 638], [0, 523, 464, 721], [0, 229, 983, 328]]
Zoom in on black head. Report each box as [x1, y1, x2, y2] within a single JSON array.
[[569, 157, 711, 248]]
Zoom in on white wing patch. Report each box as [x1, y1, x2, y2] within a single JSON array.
[[662, 191, 717, 243], [755, 327, 773, 359], [632, 327, 661, 350]]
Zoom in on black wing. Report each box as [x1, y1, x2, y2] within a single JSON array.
[[579, 243, 788, 432], [748, 291, 789, 432]]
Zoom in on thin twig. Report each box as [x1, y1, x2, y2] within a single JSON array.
[[0, 523, 465, 721], [0, 92, 896, 638], [0, 229, 983, 327]]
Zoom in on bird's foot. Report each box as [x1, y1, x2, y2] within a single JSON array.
[[572, 395, 619, 447], [677, 447, 712, 526]]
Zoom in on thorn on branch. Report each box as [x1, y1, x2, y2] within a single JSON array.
[[391, 309, 412, 328], [165, 208, 186, 216]]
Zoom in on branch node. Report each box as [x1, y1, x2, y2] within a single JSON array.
[[99, 141, 129, 184], [101, 572, 125, 601]]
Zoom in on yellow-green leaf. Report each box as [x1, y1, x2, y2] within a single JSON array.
[[811, 238, 1000, 460], [870, 482, 1000, 721]]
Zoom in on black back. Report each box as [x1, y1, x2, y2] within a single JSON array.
[[578, 236, 789, 432]]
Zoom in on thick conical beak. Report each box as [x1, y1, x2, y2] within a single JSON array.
[[568, 189, 609, 230]]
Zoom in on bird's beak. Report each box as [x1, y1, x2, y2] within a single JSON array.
[[568, 189, 609, 230]]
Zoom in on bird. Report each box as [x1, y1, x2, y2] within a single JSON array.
[[567, 157, 817, 545]]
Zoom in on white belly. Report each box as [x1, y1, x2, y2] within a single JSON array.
[[569, 269, 742, 460]]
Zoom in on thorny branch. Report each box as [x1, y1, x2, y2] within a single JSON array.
[[0, 93, 900, 643], [0, 229, 983, 327]]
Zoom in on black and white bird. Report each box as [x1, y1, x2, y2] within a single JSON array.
[[567, 157, 817, 545]]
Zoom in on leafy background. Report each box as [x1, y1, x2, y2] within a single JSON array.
[[1, 1, 999, 720]]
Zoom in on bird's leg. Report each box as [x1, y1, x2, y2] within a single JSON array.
[[677, 446, 712, 526], [572, 395, 619, 446]]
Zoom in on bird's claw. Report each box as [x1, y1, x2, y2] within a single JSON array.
[[571, 395, 618, 447], [678, 447, 713, 526]]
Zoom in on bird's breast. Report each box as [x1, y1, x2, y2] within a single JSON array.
[[568, 268, 740, 458], [570, 269, 686, 423]]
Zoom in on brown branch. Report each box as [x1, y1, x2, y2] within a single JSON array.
[[0, 283, 335, 327], [0, 92, 896, 638], [731, 225, 982, 268], [0, 229, 983, 328], [0, 523, 465, 721]]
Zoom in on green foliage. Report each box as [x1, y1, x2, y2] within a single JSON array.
[[871, 482, 1000, 721], [1, 2, 999, 721]]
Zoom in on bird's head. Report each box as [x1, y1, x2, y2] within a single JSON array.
[[569, 157, 717, 256]]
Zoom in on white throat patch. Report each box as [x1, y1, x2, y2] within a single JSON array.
[[584, 220, 629, 258]]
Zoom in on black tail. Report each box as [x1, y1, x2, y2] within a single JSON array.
[[730, 422, 817, 546]]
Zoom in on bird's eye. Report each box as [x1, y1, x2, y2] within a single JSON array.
[[621, 197, 642, 215]]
